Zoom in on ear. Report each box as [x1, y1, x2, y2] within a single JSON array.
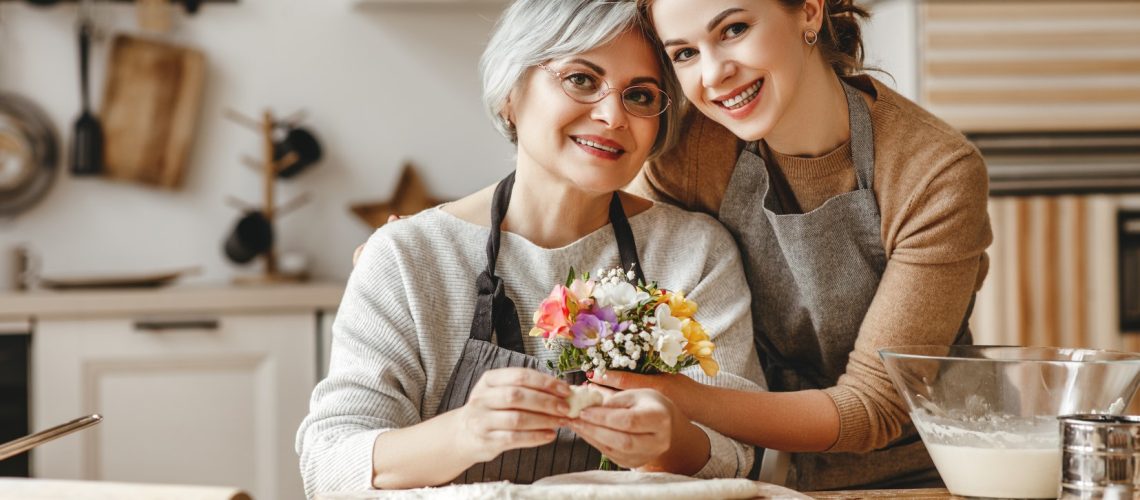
[[802, 0, 825, 32]]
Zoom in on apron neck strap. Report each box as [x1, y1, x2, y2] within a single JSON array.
[[470, 172, 525, 352], [609, 193, 646, 286], [840, 79, 875, 191]]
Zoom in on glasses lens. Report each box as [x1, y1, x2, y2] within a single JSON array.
[[622, 86, 670, 117], [560, 73, 603, 103]]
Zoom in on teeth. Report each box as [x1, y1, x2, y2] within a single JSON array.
[[721, 80, 762, 109], [574, 138, 620, 154]]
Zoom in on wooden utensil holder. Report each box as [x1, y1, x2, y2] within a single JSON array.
[[228, 109, 309, 285]]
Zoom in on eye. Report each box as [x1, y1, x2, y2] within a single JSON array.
[[564, 72, 599, 92], [723, 22, 749, 39], [670, 47, 697, 63], [624, 88, 657, 105]]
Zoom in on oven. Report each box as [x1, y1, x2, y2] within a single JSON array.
[[0, 322, 30, 477]]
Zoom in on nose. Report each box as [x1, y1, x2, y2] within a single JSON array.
[[700, 48, 734, 90], [590, 91, 629, 130]]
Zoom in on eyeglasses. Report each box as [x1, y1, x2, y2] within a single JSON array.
[[538, 64, 671, 118]]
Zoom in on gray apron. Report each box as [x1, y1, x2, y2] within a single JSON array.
[[435, 172, 647, 484], [718, 81, 973, 491]]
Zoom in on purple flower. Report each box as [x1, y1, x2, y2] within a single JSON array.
[[570, 306, 618, 348]]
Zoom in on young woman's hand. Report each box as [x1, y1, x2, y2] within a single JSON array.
[[353, 214, 403, 266], [568, 388, 682, 469], [456, 367, 573, 462]]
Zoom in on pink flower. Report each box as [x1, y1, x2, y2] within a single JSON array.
[[529, 285, 575, 339]]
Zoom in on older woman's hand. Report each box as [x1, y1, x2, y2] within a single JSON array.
[[456, 367, 573, 463], [588, 371, 702, 418], [568, 388, 682, 470]]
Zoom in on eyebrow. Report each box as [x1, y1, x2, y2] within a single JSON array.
[[564, 58, 661, 87], [662, 7, 747, 47]]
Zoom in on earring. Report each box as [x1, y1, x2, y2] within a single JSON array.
[[804, 29, 819, 46]]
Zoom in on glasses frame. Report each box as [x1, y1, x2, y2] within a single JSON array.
[[537, 63, 671, 118]]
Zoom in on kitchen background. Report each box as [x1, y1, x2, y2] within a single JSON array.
[[0, 0, 918, 286], [1, 0, 1139, 499]]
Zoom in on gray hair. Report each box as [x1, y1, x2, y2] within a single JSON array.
[[480, 0, 684, 160]]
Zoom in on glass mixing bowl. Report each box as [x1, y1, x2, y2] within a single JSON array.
[[880, 345, 1140, 499]]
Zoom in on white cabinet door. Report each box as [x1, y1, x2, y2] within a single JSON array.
[[32, 313, 316, 500]]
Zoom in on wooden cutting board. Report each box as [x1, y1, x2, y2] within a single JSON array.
[[101, 34, 205, 189]]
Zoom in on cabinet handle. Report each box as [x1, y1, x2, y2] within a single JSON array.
[[133, 319, 220, 332]]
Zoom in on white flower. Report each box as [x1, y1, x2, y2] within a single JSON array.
[[610, 356, 623, 368], [625, 341, 636, 352], [586, 347, 597, 357], [652, 304, 686, 367], [582, 363, 593, 371], [639, 332, 650, 341], [593, 281, 650, 313], [602, 340, 615, 352], [626, 270, 636, 281]]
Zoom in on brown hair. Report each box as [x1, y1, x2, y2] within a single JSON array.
[[636, 0, 870, 77]]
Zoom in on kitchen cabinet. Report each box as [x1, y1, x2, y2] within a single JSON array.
[[0, 285, 343, 500], [918, 0, 1140, 132]]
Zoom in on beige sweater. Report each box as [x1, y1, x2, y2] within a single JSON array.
[[630, 75, 993, 453]]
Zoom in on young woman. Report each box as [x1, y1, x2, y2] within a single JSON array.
[[592, 0, 993, 491], [296, 0, 765, 496]]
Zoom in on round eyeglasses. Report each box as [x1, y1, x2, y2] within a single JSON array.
[[538, 64, 671, 118]]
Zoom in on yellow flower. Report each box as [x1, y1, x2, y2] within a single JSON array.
[[668, 290, 698, 319], [681, 319, 718, 377]]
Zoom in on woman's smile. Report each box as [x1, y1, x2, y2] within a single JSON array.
[[571, 134, 626, 161], [712, 78, 764, 119]]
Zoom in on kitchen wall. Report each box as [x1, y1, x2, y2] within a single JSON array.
[[0, 0, 915, 286]]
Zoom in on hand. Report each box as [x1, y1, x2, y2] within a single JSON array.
[[456, 368, 572, 462], [588, 371, 699, 415], [353, 215, 403, 266], [569, 388, 681, 469]]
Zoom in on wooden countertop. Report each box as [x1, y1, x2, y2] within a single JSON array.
[[0, 283, 344, 321], [807, 488, 957, 499]]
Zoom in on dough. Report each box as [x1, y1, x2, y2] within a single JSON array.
[[565, 384, 605, 418]]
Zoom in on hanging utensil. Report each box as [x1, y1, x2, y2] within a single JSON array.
[[70, 1, 103, 176]]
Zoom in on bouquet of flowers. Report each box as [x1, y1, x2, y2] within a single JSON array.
[[529, 267, 719, 379]]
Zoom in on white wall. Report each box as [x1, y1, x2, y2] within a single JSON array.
[[0, 0, 916, 288], [0, 0, 514, 287]]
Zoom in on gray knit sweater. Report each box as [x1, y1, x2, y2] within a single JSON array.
[[296, 202, 767, 497]]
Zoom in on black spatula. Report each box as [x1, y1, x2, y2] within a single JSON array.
[[71, 19, 103, 176]]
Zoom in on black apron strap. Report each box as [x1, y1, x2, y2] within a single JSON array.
[[608, 192, 646, 286], [469, 172, 525, 353], [470, 177, 646, 353]]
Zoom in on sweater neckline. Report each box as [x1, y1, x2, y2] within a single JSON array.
[[428, 203, 662, 254]]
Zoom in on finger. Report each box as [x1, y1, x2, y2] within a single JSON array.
[[352, 244, 365, 266], [578, 406, 641, 432], [387, 214, 402, 223], [588, 370, 658, 391], [480, 385, 571, 417], [569, 420, 653, 457], [486, 429, 558, 451], [481, 368, 572, 397], [485, 410, 567, 432], [586, 383, 617, 397]]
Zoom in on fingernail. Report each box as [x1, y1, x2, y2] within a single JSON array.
[[586, 370, 594, 379]]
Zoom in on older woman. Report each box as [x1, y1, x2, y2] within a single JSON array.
[[295, 0, 765, 496]]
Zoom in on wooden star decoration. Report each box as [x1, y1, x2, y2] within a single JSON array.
[[350, 163, 446, 228]]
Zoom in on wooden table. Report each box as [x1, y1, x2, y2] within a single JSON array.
[[807, 488, 959, 499]]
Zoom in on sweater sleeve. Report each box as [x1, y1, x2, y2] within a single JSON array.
[[823, 144, 993, 453], [296, 229, 426, 497], [680, 217, 768, 477]]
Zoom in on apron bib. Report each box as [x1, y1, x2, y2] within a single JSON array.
[[719, 81, 973, 490], [435, 173, 647, 483]]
